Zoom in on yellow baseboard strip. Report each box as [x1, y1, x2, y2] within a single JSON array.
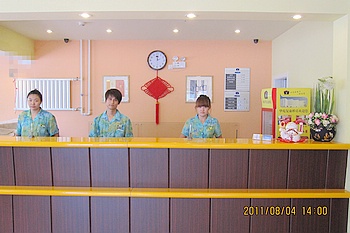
[[131, 188, 350, 198], [0, 186, 350, 198], [0, 186, 131, 197]]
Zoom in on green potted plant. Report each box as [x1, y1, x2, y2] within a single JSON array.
[[307, 76, 338, 141]]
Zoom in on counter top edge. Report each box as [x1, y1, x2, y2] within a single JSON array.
[[0, 137, 349, 149]]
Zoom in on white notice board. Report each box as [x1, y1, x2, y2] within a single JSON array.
[[224, 68, 250, 111]]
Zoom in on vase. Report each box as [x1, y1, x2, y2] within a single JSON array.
[[310, 125, 336, 142]]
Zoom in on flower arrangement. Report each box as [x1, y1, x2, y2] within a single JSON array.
[[307, 112, 338, 130], [307, 76, 338, 141]]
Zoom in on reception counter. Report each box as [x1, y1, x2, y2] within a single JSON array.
[[0, 137, 349, 233]]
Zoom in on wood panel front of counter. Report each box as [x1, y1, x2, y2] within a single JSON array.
[[0, 140, 349, 233]]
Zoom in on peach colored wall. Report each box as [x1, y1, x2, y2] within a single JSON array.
[[0, 40, 272, 137]]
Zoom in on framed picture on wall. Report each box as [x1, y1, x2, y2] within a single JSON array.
[[103, 75, 129, 102], [186, 75, 213, 102]]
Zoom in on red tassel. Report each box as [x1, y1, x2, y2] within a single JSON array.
[[156, 100, 159, 124]]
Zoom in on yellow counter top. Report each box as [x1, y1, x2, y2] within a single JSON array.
[[0, 136, 349, 149]]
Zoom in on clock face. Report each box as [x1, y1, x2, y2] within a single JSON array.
[[147, 50, 167, 70]]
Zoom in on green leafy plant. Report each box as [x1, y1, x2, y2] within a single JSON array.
[[314, 76, 335, 114]]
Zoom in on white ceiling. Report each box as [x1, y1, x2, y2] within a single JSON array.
[[0, 11, 345, 41]]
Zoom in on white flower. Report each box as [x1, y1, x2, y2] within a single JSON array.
[[319, 76, 335, 91], [322, 120, 330, 127]]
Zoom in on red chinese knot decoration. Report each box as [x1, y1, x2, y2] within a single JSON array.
[[141, 74, 174, 124]]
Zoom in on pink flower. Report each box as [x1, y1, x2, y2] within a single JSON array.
[[330, 116, 338, 123], [308, 113, 314, 118], [315, 118, 321, 126], [322, 113, 328, 119]]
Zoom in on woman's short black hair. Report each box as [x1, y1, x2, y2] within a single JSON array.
[[27, 89, 42, 102], [105, 88, 123, 103], [195, 95, 211, 108]]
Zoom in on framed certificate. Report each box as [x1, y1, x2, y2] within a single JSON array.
[[186, 75, 212, 102], [103, 75, 129, 102]]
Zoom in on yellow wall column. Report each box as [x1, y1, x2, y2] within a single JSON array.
[[0, 25, 34, 59]]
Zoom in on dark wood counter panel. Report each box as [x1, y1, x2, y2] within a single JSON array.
[[0, 138, 349, 233]]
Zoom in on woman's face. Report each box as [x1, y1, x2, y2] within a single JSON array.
[[196, 105, 210, 118], [27, 94, 42, 111]]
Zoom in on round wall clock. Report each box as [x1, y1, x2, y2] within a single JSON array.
[[147, 50, 167, 70]]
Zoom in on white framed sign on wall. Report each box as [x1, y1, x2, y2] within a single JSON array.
[[103, 75, 129, 102], [185, 75, 213, 102], [224, 68, 250, 111]]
